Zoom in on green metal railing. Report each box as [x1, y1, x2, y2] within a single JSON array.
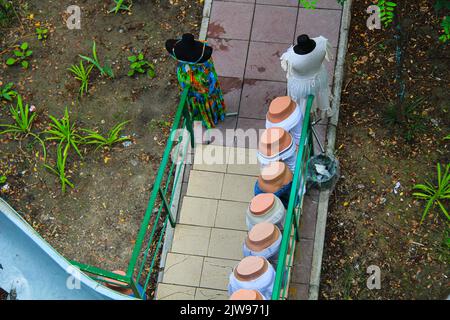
[[271, 95, 314, 300], [70, 86, 194, 299]]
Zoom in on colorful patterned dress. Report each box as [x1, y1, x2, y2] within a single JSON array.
[[175, 57, 226, 129]]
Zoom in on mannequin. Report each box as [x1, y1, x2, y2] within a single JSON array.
[[254, 161, 293, 208], [243, 222, 282, 265], [165, 33, 226, 129], [257, 127, 297, 173], [280, 34, 333, 119], [246, 193, 286, 231], [266, 96, 303, 146], [229, 289, 265, 300], [228, 256, 275, 299]]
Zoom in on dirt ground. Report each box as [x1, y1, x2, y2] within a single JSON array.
[[0, 0, 202, 289], [320, 0, 449, 299]]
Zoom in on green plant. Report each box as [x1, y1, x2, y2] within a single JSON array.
[[82, 121, 131, 150], [79, 41, 114, 78], [439, 16, 450, 43], [0, 175, 6, 184], [68, 60, 94, 97], [45, 107, 84, 158], [0, 0, 14, 28], [109, 0, 132, 14], [384, 97, 427, 142], [36, 27, 48, 40], [444, 134, 450, 140], [127, 53, 155, 78], [45, 143, 74, 193], [0, 95, 46, 158], [0, 82, 17, 102], [299, 0, 317, 9], [413, 163, 450, 223], [6, 42, 33, 69], [378, 0, 397, 28]]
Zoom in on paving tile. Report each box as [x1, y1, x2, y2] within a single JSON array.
[[215, 200, 248, 231], [200, 257, 238, 290], [193, 144, 230, 173], [208, 1, 254, 40], [171, 224, 212, 256], [256, 0, 298, 7], [209, 38, 249, 79], [195, 288, 229, 300], [227, 147, 260, 176], [219, 76, 243, 114], [299, 195, 318, 239], [179, 196, 218, 227], [163, 253, 204, 287], [294, 238, 314, 265], [186, 170, 224, 199], [316, 0, 344, 9], [288, 283, 309, 300], [296, 9, 342, 48], [291, 264, 311, 284], [208, 228, 247, 260], [216, 0, 255, 3], [245, 42, 289, 82], [156, 283, 196, 300], [211, 116, 238, 147], [221, 173, 257, 202], [251, 5, 297, 44], [235, 117, 266, 149], [183, 163, 192, 183], [239, 79, 287, 119]]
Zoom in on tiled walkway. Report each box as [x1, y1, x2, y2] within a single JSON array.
[[156, 0, 343, 300]]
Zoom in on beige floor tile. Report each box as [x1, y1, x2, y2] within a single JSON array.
[[200, 257, 238, 291], [227, 147, 261, 176], [193, 144, 230, 173], [221, 173, 256, 202], [179, 196, 218, 227], [195, 288, 228, 300], [171, 224, 211, 256], [163, 253, 204, 287], [208, 228, 247, 260], [186, 170, 224, 199], [215, 200, 248, 231], [156, 283, 196, 300]]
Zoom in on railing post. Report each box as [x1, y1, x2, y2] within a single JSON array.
[[183, 103, 195, 148], [159, 187, 175, 228]]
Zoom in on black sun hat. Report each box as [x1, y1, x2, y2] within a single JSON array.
[[294, 34, 316, 54], [165, 33, 212, 63]]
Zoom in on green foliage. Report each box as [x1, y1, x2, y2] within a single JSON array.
[[0, 82, 17, 102], [336, 0, 346, 5], [44, 143, 74, 194], [79, 41, 114, 78], [0, 175, 6, 184], [6, 42, 33, 69], [444, 134, 450, 140], [68, 60, 94, 97], [413, 163, 450, 223], [439, 16, 450, 43], [434, 0, 450, 12], [127, 53, 155, 78], [299, 0, 317, 9], [36, 27, 48, 40], [0, 0, 14, 28], [0, 95, 46, 159], [45, 107, 84, 158], [383, 97, 427, 143], [82, 121, 131, 150], [109, 0, 132, 14], [378, 0, 397, 28]]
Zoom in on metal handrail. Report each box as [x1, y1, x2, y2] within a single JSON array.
[[271, 95, 314, 300], [71, 86, 194, 299]]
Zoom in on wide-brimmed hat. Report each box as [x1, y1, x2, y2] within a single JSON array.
[[165, 33, 210, 63], [246, 222, 281, 252], [234, 256, 268, 281], [257, 161, 293, 193], [267, 96, 296, 123], [294, 34, 316, 54]]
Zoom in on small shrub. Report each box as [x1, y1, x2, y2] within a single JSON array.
[[412, 163, 450, 223], [82, 121, 131, 150], [0, 175, 6, 184], [45, 143, 74, 194], [79, 41, 114, 78], [0, 82, 17, 102], [68, 60, 94, 97], [439, 16, 450, 43], [127, 52, 155, 78], [378, 0, 397, 28], [109, 0, 132, 14], [6, 42, 33, 69], [36, 27, 48, 40]]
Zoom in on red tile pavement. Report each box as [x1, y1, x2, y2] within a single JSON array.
[[209, 38, 249, 78], [251, 5, 298, 44], [219, 76, 243, 113], [235, 117, 266, 148], [296, 8, 342, 48], [239, 79, 287, 119], [256, 0, 299, 7], [208, 1, 254, 40], [316, 0, 344, 10], [245, 41, 289, 82]]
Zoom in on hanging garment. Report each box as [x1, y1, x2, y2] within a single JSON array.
[[175, 56, 226, 129], [280, 36, 334, 119], [266, 103, 303, 146], [246, 195, 286, 231], [254, 180, 293, 209], [228, 263, 276, 299], [243, 233, 282, 267]]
